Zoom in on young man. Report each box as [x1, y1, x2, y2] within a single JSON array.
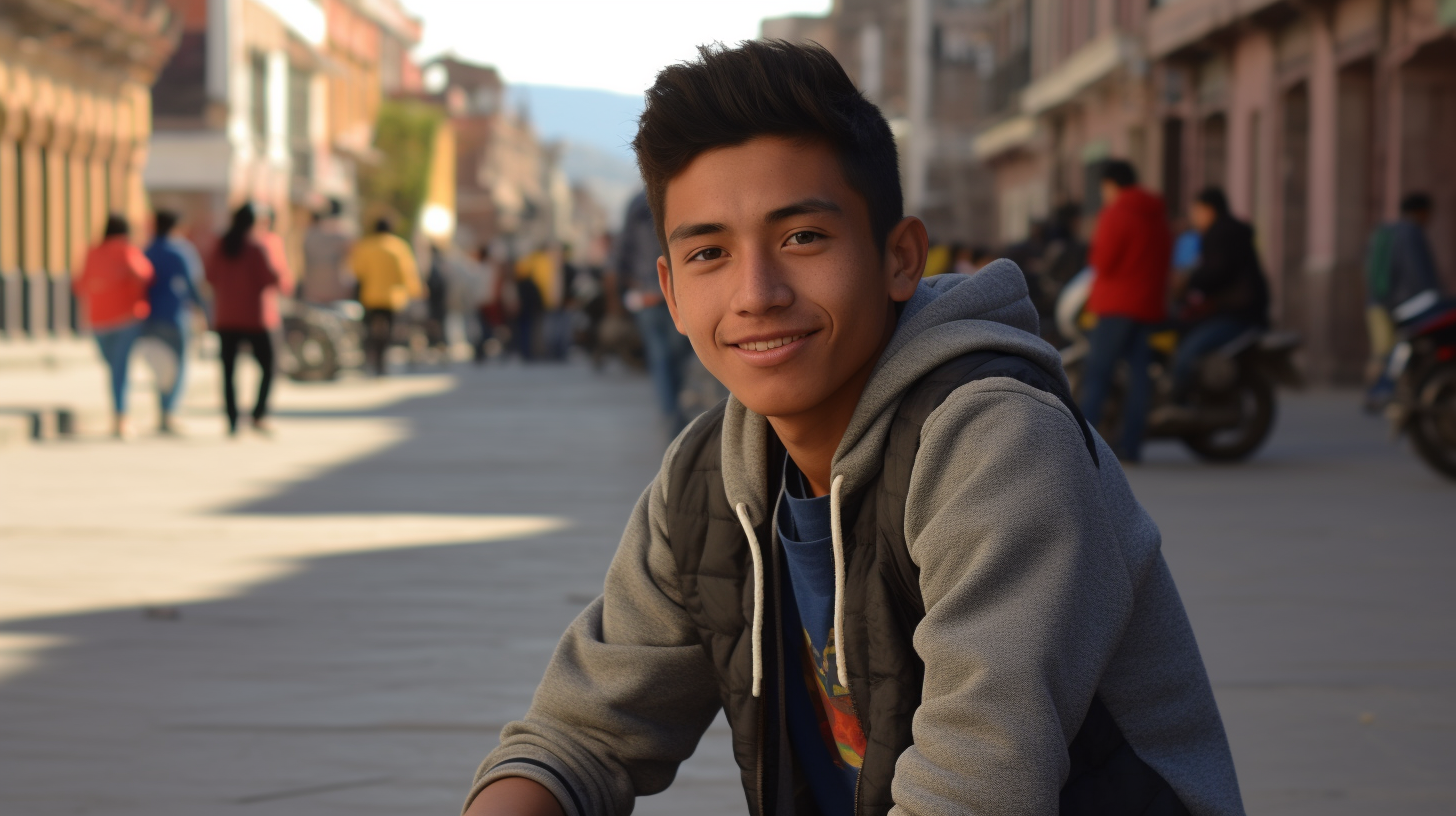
[[465, 41, 1242, 816], [1078, 160, 1172, 463]]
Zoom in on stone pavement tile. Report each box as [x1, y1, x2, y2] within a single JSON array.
[[2, 361, 1453, 816]]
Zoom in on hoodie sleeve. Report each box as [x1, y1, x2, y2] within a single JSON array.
[[893, 379, 1138, 816], [466, 447, 723, 816]]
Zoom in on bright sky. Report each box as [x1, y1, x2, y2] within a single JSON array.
[[405, 0, 833, 97]]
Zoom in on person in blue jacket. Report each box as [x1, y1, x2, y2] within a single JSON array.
[[141, 210, 205, 434]]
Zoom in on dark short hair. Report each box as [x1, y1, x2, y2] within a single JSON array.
[[374, 217, 393, 235], [1194, 186, 1230, 217], [103, 214, 129, 239], [633, 39, 901, 258], [1401, 192, 1433, 215], [154, 210, 180, 237], [1100, 159, 1138, 188]]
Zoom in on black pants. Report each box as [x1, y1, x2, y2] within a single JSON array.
[[218, 330, 274, 431], [363, 308, 395, 375]]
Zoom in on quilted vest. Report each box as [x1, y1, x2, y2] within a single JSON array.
[[664, 352, 1187, 816]]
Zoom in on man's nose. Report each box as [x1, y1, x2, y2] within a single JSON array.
[[732, 246, 793, 315]]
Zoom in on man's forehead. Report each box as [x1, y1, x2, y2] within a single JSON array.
[[662, 139, 854, 228]]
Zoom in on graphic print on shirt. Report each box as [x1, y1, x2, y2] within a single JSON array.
[[798, 626, 866, 769]]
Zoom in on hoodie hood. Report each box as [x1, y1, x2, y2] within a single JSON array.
[[721, 258, 1065, 527]]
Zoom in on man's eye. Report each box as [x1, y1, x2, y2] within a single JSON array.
[[788, 231, 822, 246], [689, 247, 724, 262]]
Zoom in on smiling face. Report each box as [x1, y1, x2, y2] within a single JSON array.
[[658, 136, 924, 421]]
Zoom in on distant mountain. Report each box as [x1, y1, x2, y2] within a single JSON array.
[[507, 84, 643, 164], [506, 84, 644, 226]]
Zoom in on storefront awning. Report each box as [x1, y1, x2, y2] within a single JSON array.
[[972, 115, 1037, 161], [1020, 33, 1140, 115]]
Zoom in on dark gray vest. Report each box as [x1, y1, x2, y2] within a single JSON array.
[[665, 352, 1185, 816]]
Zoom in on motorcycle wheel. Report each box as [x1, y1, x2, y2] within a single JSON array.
[[1409, 362, 1456, 480], [285, 323, 340, 382], [1180, 375, 1276, 462]]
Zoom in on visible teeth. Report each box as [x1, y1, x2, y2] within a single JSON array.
[[739, 334, 806, 351]]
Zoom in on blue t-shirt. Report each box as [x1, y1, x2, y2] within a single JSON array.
[[144, 237, 204, 325], [1172, 229, 1202, 272], [777, 456, 865, 815]]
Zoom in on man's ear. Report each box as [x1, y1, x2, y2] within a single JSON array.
[[658, 255, 687, 333], [884, 216, 928, 303]]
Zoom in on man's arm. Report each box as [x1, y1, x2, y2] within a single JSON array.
[[894, 380, 1141, 816], [1087, 206, 1125, 282], [464, 439, 722, 816]]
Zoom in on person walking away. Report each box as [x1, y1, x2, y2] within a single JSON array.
[[300, 201, 355, 305], [1162, 188, 1270, 414], [1365, 192, 1448, 406], [141, 210, 205, 434], [73, 214, 154, 438], [426, 244, 450, 352], [1079, 159, 1172, 463], [206, 204, 291, 436], [468, 245, 504, 363], [349, 218, 422, 376], [512, 251, 547, 361], [607, 190, 694, 436]]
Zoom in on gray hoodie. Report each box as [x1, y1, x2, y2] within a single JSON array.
[[469, 260, 1244, 816]]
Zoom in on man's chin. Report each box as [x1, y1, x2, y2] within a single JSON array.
[[723, 382, 833, 421]]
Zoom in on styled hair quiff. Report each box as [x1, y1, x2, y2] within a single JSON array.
[[632, 39, 903, 259]]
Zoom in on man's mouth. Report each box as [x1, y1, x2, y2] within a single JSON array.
[[735, 333, 809, 352]]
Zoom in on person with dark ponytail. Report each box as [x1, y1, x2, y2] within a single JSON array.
[[74, 214, 155, 438], [205, 203, 292, 435]]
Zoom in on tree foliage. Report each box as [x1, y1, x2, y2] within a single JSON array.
[[359, 99, 443, 239]]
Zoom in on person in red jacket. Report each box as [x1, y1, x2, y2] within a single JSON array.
[[1078, 160, 1172, 462], [73, 214, 155, 438], [205, 203, 293, 436]]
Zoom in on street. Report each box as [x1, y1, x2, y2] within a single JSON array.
[[1, 355, 1453, 816]]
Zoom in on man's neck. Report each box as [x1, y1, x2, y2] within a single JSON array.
[[764, 308, 896, 498]]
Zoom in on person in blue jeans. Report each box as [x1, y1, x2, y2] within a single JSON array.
[[142, 210, 206, 434], [1169, 187, 1270, 405], [610, 191, 693, 436]]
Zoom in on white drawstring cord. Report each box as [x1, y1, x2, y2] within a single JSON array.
[[735, 501, 765, 698], [829, 474, 849, 690]]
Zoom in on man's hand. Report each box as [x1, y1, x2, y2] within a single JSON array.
[[463, 777, 565, 816]]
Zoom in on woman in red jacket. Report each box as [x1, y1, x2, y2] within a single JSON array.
[[206, 203, 293, 436], [74, 215, 154, 438]]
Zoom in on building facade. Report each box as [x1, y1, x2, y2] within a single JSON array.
[[764, 0, 999, 245], [972, 0, 1456, 383], [146, 0, 421, 269], [0, 0, 180, 340], [1148, 0, 1456, 382]]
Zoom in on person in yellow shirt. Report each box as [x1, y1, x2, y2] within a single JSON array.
[[349, 217, 422, 375]]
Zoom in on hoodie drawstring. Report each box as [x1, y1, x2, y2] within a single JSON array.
[[735, 502, 765, 698], [828, 474, 848, 690], [736, 473, 849, 698]]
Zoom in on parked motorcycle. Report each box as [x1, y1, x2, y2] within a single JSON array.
[[279, 299, 364, 382], [1057, 269, 1303, 461], [1382, 305, 1456, 479]]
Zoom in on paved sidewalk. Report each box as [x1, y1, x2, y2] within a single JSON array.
[[0, 354, 1452, 815]]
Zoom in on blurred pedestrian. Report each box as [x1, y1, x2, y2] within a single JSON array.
[[1364, 192, 1448, 406], [513, 252, 547, 361], [1078, 160, 1172, 463], [608, 190, 693, 435], [73, 214, 154, 438], [1166, 188, 1270, 407], [300, 199, 355, 305], [426, 244, 451, 351], [349, 217, 423, 376], [141, 210, 205, 434], [470, 245, 511, 363], [206, 203, 291, 436]]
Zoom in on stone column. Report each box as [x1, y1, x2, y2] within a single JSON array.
[[0, 56, 21, 337], [1303, 12, 1339, 383]]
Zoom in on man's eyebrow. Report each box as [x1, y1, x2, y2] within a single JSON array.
[[667, 221, 727, 245], [765, 198, 842, 223]]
